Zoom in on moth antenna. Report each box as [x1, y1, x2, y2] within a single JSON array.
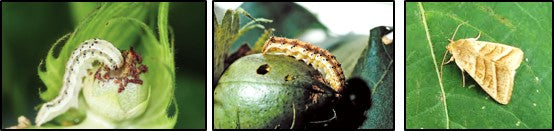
[[475, 32, 481, 40], [450, 22, 466, 42]]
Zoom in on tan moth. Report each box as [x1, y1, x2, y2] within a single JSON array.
[[35, 38, 147, 126], [262, 37, 345, 93], [442, 24, 524, 105]]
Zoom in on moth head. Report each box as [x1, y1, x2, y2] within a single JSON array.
[[446, 39, 471, 53], [446, 42, 454, 53]]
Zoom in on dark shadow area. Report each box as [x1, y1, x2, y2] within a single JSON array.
[[329, 77, 372, 128], [170, 2, 207, 129], [303, 77, 372, 128]]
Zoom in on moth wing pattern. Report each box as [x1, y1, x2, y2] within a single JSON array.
[[447, 38, 524, 105]]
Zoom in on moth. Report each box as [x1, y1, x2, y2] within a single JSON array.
[[35, 38, 147, 126], [262, 37, 345, 93], [442, 24, 524, 105]]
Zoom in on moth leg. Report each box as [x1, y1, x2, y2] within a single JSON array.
[[475, 32, 481, 40], [440, 51, 449, 78], [460, 68, 466, 87], [440, 51, 455, 78], [444, 55, 455, 65]]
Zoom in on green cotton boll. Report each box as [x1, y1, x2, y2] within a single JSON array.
[[214, 54, 337, 129], [82, 66, 149, 122]]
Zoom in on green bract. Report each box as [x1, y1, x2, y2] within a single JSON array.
[[214, 54, 337, 129]]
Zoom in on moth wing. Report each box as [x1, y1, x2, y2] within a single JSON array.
[[471, 57, 514, 104], [448, 39, 479, 75], [476, 41, 524, 70], [470, 41, 523, 104], [493, 65, 515, 104]]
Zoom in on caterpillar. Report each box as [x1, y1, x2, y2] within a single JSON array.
[[35, 38, 147, 126], [262, 37, 345, 93]]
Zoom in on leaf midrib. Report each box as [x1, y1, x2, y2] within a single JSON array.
[[418, 2, 450, 129]]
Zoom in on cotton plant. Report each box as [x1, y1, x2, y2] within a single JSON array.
[[8, 2, 177, 129]]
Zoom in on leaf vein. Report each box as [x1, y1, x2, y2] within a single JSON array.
[[406, 103, 441, 121], [418, 2, 450, 129], [514, 3, 548, 36], [372, 60, 394, 95], [426, 11, 497, 42]]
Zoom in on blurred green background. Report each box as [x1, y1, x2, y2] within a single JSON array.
[[2, 2, 205, 129]]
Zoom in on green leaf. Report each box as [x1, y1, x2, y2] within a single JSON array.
[[351, 26, 394, 129], [213, 9, 242, 85], [213, 8, 271, 85], [231, 2, 329, 51], [69, 2, 100, 25], [251, 28, 275, 53], [325, 34, 372, 78], [129, 2, 178, 128], [406, 2, 552, 129]]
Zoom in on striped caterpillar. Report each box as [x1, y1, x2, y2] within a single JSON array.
[[262, 37, 345, 93], [35, 38, 147, 126]]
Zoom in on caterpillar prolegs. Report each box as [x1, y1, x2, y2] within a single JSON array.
[[35, 38, 148, 126], [262, 37, 346, 93]]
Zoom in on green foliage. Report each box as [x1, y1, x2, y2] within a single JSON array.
[[325, 34, 372, 79], [351, 26, 394, 128], [69, 2, 100, 25], [213, 8, 272, 85], [406, 2, 552, 129], [232, 2, 329, 51]]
